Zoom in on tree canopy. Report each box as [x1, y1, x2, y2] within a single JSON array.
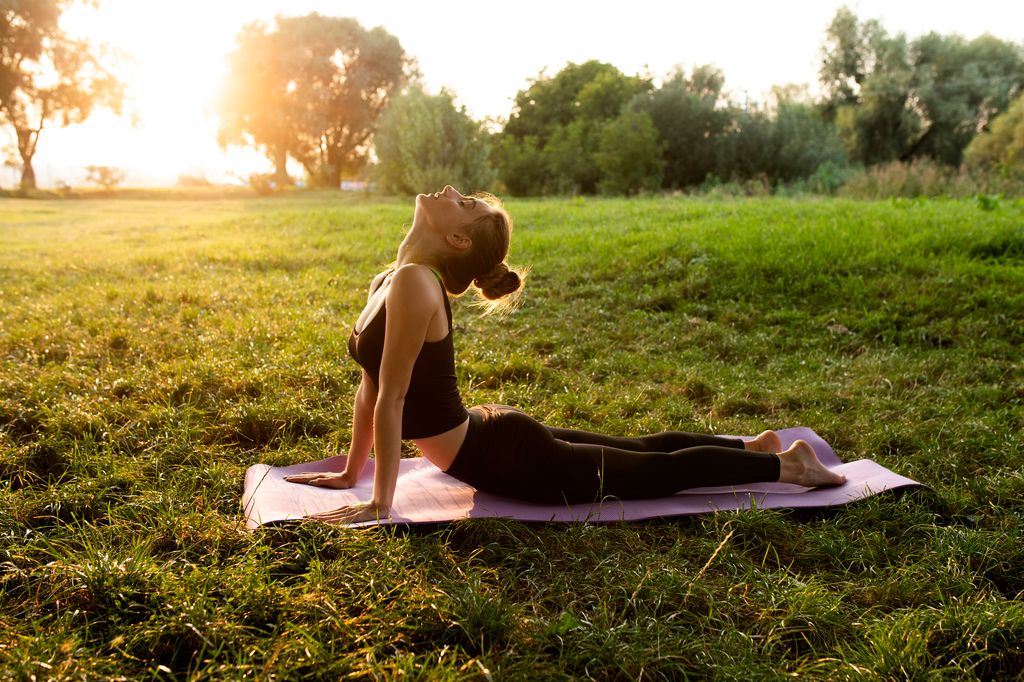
[[503, 61, 650, 144], [628, 65, 729, 188], [0, 0, 123, 189], [498, 61, 652, 195], [494, 61, 847, 195], [819, 6, 1024, 166], [963, 91, 1024, 176], [217, 13, 410, 188]]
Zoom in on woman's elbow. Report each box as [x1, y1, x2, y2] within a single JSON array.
[[373, 393, 405, 438], [374, 391, 406, 414], [356, 383, 377, 410]]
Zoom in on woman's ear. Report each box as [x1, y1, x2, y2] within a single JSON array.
[[445, 232, 472, 251]]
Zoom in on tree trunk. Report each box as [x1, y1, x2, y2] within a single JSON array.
[[900, 125, 933, 162], [16, 125, 40, 190], [20, 161, 36, 190], [321, 163, 341, 188], [272, 146, 289, 186], [304, 160, 341, 188]]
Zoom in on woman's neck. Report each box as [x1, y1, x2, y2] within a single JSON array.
[[396, 230, 442, 271]]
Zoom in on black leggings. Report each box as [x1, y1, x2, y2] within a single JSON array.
[[444, 405, 781, 504]]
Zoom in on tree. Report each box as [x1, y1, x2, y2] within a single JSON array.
[[216, 23, 292, 186], [543, 119, 601, 194], [819, 6, 888, 110], [218, 14, 410, 188], [714, 105, 776, 183], [499, 61, 652, 195], [908, 32, 1024, 165], [963, 91, 1024, 176], [818, 6, 1024, 166], [503, 61, 637, 144], [594, 110, 663, 195], [0, 0, 124, 189], [628, 65, 730, 188], [374, 85, 495, 195], [819, 7, 919, 164]]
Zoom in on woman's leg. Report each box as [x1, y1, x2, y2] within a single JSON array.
[[453, 406, 779, 503], [571, 441, 780, 500], [546, 425, 783, 455], [544, 425, 747, 453], [450, 405, 839, 504]]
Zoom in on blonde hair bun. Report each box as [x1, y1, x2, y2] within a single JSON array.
[[474, 262, 522, 300]]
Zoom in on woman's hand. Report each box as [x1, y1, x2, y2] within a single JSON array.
[[284, 470, 357, 489], [306, 501, 390, 525]]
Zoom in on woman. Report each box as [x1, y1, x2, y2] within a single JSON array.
[[285, 186, 845, 523]]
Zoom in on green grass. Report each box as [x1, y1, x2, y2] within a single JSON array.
[[1, 191, 1022, 679]]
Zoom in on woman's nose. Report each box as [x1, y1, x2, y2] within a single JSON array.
[[443, 185, 459, 196]]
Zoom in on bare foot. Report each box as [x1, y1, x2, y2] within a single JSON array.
[[777, 440, 846, 487], [746, 430, 782, 453]]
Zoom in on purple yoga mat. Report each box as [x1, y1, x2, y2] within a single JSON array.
[[241, 427, 921, 529]]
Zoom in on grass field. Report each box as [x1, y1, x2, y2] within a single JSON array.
[[1, 191, 1023, 679]]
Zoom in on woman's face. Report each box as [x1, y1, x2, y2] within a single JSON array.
[[415, 185, 493, 233]]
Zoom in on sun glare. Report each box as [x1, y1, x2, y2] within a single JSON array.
[[44, 0, 271, 186], [28, 0, 524, 188]]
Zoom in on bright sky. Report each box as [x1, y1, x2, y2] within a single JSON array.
[[10, 0, 1024, 188]]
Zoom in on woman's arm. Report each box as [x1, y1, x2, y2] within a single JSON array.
[[305, 265, 438, 523], [366, 265, 438, 514], [342, 370, 376, 480], [284, 274, 385, 489]]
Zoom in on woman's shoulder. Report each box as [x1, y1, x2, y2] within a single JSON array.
[[367, 265, 439, 303], [389, 263, 441, 293], [384, 265, 443, 323]]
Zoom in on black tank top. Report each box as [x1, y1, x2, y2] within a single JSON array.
[[347, 271, 469, 439]]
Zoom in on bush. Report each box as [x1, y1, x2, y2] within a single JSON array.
[[798, 157, 856, 192], [375, 86, 496, 195], [494, 135, 547, 196], [497, 61, 652, 196], [55, 180, 75, 198], [837, 159, 1024, 199], [713, 108, 776, 182], [713, 101, 847, 189], [248, 173, 281, 196], [839, 159, 958, 198], [84, 166, 126, 190], [544, 120, 601, 195], [772, 102, 847, 182], [696, 173, 772, 197]]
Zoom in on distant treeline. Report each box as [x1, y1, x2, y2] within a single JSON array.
[[3, 3, 1022, 195], [372, 7, 1024, 197]]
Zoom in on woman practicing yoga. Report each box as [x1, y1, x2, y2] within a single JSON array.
[[285, 186, 845, 523]]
